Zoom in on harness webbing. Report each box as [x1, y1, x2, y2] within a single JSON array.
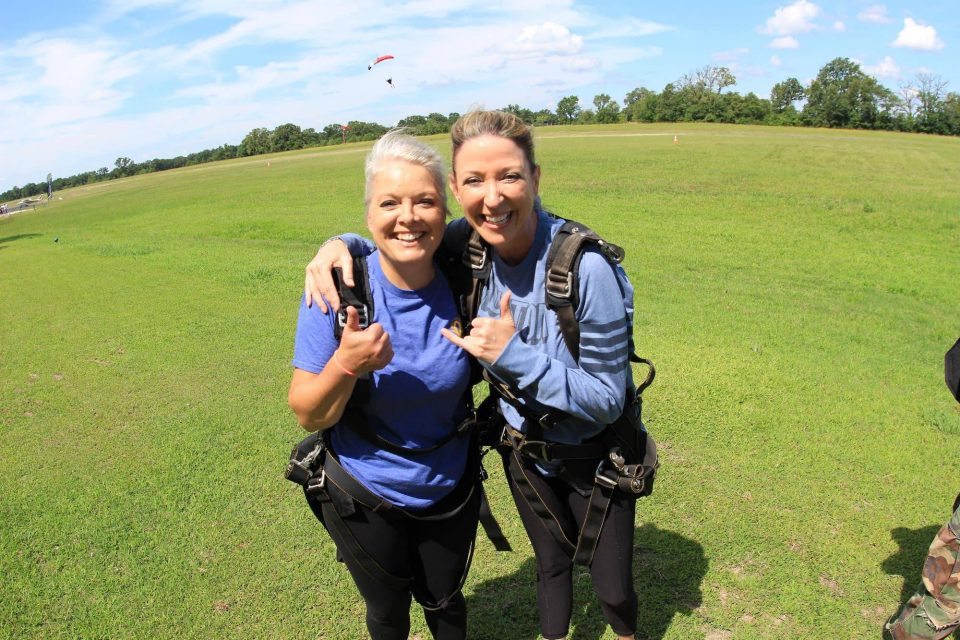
[[461, 215, 656, 566], [308, 441, 479, 607]]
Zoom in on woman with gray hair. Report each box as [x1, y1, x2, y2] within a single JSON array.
[[288, 130, 479, 640]]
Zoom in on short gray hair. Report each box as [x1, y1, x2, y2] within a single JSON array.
[[364, 129, 449, 216]]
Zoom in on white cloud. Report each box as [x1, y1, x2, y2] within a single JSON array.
[[857, 4, 893, 24], [862, 55, 900, 79], [502, 22, 584, 57], [713, 47, 749, 63], [759, 0, 821, 36], [892, 18, 945, 51], [770, 36, 800, 49], [833, 21, 846, 32], [588, 18, 672, 39], [770, 55, 782, 67]]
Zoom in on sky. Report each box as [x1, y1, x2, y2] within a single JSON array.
[[1, 0, 955, 192]]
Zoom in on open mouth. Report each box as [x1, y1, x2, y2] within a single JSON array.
[[395, 231, 425, 244], [482, 212, 511, 226]]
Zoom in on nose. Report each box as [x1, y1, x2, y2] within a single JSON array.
[[398, 199, 417, 223], [483, 180, 502, 208]]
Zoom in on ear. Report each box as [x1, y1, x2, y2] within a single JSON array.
[[532, 164, 541, 195]]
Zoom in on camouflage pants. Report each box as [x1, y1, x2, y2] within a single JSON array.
[[885, 506, 960, 639]]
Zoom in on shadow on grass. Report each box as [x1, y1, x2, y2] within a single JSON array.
[[0, 233, 42, 249], [466, 522, 706, 640], [881, 523, 941, 605]]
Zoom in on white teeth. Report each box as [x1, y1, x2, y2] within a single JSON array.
[[397, 232, 424, 241], [485, 212, 510, 225]]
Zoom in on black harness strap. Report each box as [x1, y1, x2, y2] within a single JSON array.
[[545, 221, 626, 361], [506, 446, 577, 558], [306, 438, 485, 607], [462, 216, 656, 566]]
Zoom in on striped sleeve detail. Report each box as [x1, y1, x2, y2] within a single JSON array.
[[578, 319, 629, 374]]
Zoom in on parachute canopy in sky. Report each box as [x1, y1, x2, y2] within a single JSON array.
[[367, 54, 394, 70]]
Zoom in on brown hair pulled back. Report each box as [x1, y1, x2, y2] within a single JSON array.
[[450, 110, 537, 173]]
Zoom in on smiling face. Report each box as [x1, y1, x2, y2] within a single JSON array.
[[449, 134, 541, 265], [366, 159, 446, 289]]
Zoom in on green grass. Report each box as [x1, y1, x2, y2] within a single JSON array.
[[2, 123, 959, 639]]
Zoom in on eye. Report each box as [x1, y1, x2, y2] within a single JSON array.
[[463, 176, 482, 186], [503, 172, 522, 182], [418, 197, 435, 207], [379, 198, 398, 208]]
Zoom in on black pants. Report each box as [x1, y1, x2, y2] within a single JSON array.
[[503, 450, 638, 639], [306, 478, 480, 640]]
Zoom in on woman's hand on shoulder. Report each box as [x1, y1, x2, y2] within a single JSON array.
[[305, 238, 353, 313]]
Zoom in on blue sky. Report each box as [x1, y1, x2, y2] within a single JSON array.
[[1, 0, 955, 192]]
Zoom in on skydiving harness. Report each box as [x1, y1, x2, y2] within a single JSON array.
[[284, 255, 512, 607], [458, 216, 660, 566]]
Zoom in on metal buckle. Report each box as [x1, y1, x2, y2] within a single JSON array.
[[468, 245, 487, 271], [520, 440, 552, 463], [546, 269, 573, 299], [337, 304, 369, 330], [594, 461, 618, 489]]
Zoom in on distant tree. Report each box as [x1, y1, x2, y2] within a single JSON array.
[[556, 95, 581, 122], [655, 83, 684, 122], [240, 127, 271, 155], [502, 104, 535, 124], [320, 124, 344, 144], [943, 92, 960, 135], [770, 77, 805, 112], [397, 115, 427, 128], [592, 93, 621, 123], [423, 112, 449, 134], [624, 87, 657, 122], [271, 123, 304, 152], [533, 109, 558, 126], [803, 57, 895, 129], [913, 72, 949, 134]]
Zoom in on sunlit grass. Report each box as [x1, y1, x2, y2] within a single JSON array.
[[1, 123, 958, 639]]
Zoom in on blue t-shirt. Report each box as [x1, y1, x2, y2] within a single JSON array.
[[341, 210, 636, 447], [292, 252, 471, 509]]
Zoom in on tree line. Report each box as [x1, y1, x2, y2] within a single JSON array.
[[4, 57, 958, 203]]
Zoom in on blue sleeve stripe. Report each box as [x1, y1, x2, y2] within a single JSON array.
[[581, 344, 629, 362], [581, 332, 629, 349], [580, 318, 626, 334], [582, 359, 629, 374]]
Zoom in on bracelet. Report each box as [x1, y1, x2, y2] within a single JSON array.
[[332, 352, 356, 377], [320, 236, 342, 250]]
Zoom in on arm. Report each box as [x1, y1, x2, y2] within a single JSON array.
[[304, 234, 376, 312], [305, 221, 472, 311], [490, 251, 630, 424], [288, 305, 393, 431]]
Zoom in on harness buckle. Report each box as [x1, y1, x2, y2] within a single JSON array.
[[304, 466, 326, 495], [594, 460, 618, 489], [337, 304, 370, 330], [519, 440, 553, 463], [468, 245, 487, 271], [546, 268, 574, 300]]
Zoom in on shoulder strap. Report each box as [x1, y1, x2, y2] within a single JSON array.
[[333, 256, 373, 339], [545, 219, 625, 362], [458, 229, 492, 332], [331, 254, 475, 454]]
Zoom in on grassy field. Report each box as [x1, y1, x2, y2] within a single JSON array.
[[1, 122, 958, 639]]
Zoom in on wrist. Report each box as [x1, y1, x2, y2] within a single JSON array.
[[332, 351, 356, 377]]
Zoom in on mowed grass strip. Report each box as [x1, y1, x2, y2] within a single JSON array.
[[1, 124, 958, 639]]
